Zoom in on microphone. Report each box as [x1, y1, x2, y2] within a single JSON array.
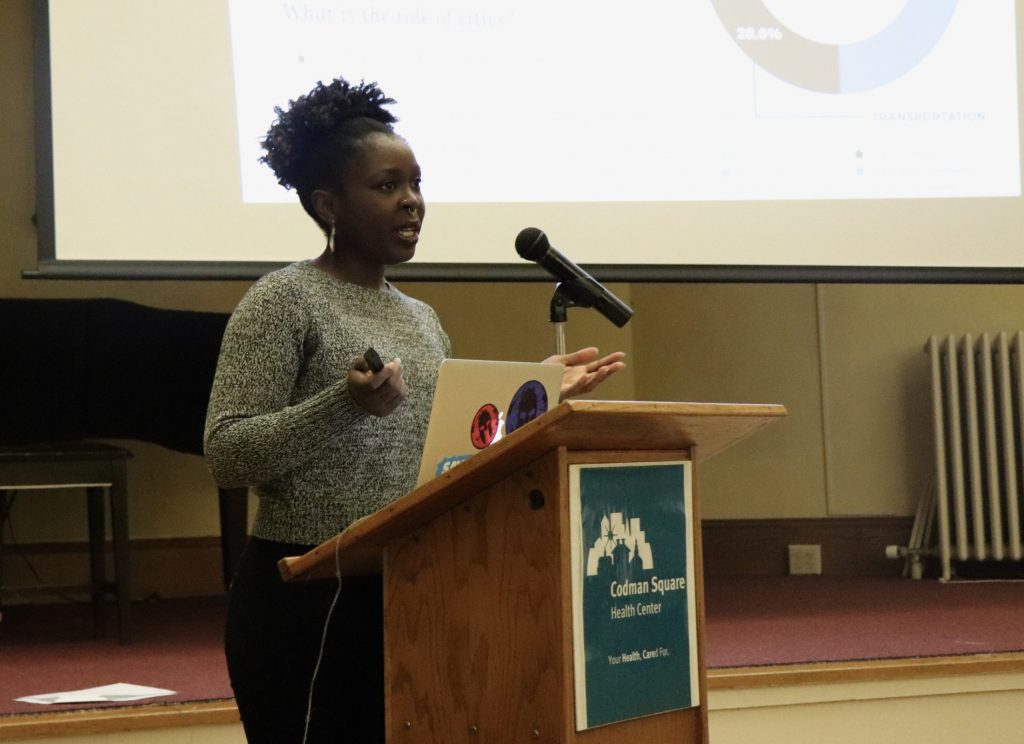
[[515, 227, 633, 327]]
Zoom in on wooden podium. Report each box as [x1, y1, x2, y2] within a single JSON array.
[[280, 400, 785, 743]]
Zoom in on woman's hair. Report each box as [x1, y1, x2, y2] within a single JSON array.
[[260, 78, 399, 231]]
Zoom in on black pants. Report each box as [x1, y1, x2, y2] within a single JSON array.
[[225, 537, 384, 743]]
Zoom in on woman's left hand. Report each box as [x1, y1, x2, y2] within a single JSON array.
[[545, 347, 626, 401]]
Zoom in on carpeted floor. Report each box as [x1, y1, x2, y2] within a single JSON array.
[[703, 575, 1024, 667], [0, 595, 231, 717], [1, 575, 1023, 717]]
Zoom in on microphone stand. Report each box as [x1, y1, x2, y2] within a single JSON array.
[[550, 292, 568, 357], [548, 279, 600, 357]]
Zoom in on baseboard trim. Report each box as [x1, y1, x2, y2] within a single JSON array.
[[0, 536, 228, 600], [1, 517, 920, 601], [701, 516, 915, 576]]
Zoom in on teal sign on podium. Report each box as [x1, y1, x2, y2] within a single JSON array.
[[569, 462, 698, 730]]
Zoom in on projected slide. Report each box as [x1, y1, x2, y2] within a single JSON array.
[[227, 0, 1019, 204]]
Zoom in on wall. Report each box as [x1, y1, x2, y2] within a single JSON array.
[[635, 282, 1024, 521], [5, 0, 1024, 559], [0, 0, 633, 549]]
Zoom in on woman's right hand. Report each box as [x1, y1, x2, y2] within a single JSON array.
[[348, 355, 407, 416]]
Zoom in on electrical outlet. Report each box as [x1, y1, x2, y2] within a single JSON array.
[[788, 544, 822, 575]]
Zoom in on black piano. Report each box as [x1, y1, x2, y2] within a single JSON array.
[[0, 297, 246, 589]]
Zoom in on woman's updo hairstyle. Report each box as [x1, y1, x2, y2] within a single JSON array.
[[260, 78, 398, 231]]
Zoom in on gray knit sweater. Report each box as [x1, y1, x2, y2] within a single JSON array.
[[204, 261, 451, 545]]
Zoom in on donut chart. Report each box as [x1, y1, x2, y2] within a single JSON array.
[[712, 0, 958, 93]]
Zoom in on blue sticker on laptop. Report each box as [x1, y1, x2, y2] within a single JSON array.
[[434, 454, 473, 477], [505, 380, 549, 435]]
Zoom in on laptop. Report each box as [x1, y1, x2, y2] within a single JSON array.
[[415, 359, 564, 487]]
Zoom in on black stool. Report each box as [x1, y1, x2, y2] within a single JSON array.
[[0, 442, 132, 643]]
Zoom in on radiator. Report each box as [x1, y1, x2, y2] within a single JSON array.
[[925, 332, 1024, 580]]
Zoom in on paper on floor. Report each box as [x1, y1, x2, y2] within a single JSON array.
[[16, 682, 176, 704]]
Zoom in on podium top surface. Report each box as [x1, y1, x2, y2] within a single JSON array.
[[279, 399, 786, 582]]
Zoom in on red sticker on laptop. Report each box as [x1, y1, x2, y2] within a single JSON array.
[[470, 403, 501, 449]]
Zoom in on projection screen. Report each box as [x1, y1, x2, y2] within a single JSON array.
[[32, 0, 1024, 281]]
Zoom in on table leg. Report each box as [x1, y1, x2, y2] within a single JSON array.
[[0, 490, 12, 630], [109, 460, 132, 644], [86, 486, 107, 638]]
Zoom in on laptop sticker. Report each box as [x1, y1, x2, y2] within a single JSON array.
[[470, 403, 502, 449], [505, 380, 549, 435]]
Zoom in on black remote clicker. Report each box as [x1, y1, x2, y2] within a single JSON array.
[[363, 347, 384, 373]]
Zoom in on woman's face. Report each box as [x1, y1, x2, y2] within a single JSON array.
[[331, 132, 425, 269]]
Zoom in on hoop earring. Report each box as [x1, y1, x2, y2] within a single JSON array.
[[327, 221, 336, 254]]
